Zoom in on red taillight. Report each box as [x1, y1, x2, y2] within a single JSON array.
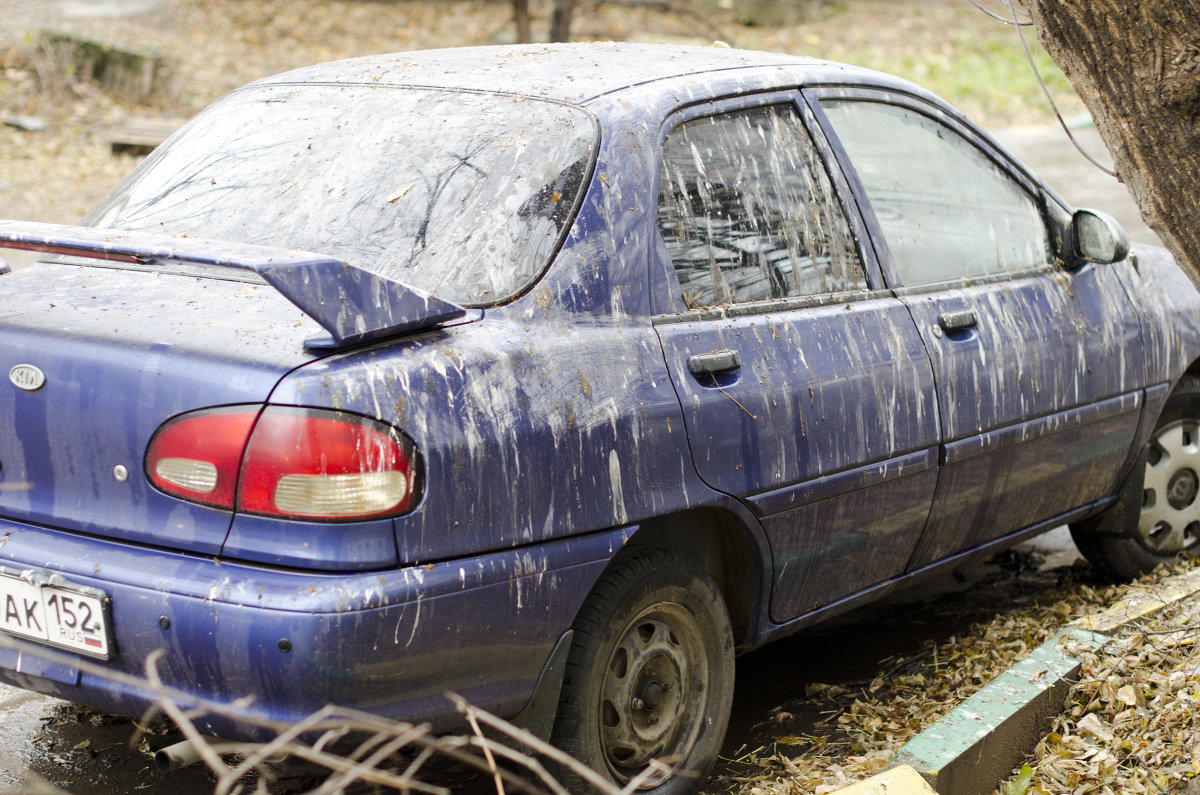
[[146, 406, 420, 520], [145, 407, 258, 509], [237, 408, 418, 519]]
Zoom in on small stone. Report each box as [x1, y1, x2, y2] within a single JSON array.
[[4, 116, 50, 133]]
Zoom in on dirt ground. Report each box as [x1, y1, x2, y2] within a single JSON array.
[[0, 0, 1093, 235]]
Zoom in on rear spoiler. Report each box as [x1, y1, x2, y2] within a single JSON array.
[[0, 220, 467, 351]]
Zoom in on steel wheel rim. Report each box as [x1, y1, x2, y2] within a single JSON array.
[[1140, 419, 1200, 554], [598, 601, 707, 787]]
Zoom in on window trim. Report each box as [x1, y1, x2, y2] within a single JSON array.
[[803, 86, 1059, 291], [651, 287, 894, 325], [888, 266, 1056, 299], [648, 90, 883, 318]]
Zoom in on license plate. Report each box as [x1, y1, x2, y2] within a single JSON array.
[[0, 568, 112, 659]]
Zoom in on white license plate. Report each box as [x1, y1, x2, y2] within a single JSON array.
[[0, 569, 111, 659]]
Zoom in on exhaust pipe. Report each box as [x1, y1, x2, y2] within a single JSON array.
[[155, 738, 287, 772]]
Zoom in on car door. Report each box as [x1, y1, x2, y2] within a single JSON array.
[[650, 95, 942, 621], [810, 89, 1146, 568]]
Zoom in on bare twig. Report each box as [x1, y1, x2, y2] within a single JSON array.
[[0, 634, 605, 794]]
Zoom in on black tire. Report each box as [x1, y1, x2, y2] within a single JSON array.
[[550, 547, 734, 794], [1071, 375, 1200, 580]]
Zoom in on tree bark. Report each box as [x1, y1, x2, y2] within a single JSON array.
[[550, 0, 575, 42], [1026, 0, 1200, 287], [513, 0, 532, 43]]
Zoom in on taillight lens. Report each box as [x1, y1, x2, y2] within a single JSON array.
[[146, 406, 420, 520], [145, 407, 258, 510], [236, 407, 418, 520]]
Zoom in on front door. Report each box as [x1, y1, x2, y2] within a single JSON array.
[[813, 91, 1146, 567]]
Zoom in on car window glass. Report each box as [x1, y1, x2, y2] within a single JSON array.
[[656, 104, 865, 310], [81, 85, 596, 307], [820, 100, 1050, 286]]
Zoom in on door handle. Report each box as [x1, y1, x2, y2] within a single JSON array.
[[938, 309, 977, 331], [688, 349, 742, 376]]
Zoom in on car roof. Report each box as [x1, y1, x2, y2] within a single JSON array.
[[252, 42, 917, 106]]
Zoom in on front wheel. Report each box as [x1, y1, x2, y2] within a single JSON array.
[[1072, 376, 1200, 580], [550, 547, 734, 794]]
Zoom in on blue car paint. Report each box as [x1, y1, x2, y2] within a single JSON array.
[[0, 263, 318, 553], [0, 43, 1198, 742], [0, 514, 625, 735]]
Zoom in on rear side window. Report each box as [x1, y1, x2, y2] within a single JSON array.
[[656, 104, 865, 310], [820, 100, 1051, 287]]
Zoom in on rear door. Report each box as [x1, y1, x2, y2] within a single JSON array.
[[651, 94, 941, 621], [810, 90, 1146, 567]]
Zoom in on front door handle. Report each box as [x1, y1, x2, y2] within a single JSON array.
[[688, 349, 742, 376], [938, 309, 978, 331]]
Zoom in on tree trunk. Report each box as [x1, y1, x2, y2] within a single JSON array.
[[550, 0, 575, 42], [513, 0, 532, 43], [1026, 0, 1200, 288]]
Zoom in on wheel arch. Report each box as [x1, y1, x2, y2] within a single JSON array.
[[1183, 359, 1200, 384], [622, 505, 771, 651]]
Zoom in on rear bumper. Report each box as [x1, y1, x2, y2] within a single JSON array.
[[0, 518, 625, 739]]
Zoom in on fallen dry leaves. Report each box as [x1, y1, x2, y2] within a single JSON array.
[[707, 556, 1200, 795], [1004, 583, 1200, 795]]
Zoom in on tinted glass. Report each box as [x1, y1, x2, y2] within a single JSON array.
[[657, 104, 865, 309], [83, 85, 597, 306], [821, 100, 1050, 286]]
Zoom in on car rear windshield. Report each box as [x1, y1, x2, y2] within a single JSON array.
[[82, 84, 598, 306]]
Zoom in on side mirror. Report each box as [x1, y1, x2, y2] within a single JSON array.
[[1072, 208, 1129, 265], [0, 257, 10, 275]]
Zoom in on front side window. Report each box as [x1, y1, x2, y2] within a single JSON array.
[[656, 104, 865, 310], [820, 100, 1051, 287]]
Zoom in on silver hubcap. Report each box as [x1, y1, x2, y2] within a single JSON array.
[[600, 602, 706, 787], [1141, 419, 1200, 553]]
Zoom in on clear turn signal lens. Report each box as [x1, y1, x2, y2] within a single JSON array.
[[273, 471, 412, 517]]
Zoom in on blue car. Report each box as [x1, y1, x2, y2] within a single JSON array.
[[1, 43, 1198, 792]]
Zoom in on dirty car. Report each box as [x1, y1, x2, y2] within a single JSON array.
[[1, 43, 1199, 792]]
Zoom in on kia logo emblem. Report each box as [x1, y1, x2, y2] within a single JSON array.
[[9, 364, 46, 392]]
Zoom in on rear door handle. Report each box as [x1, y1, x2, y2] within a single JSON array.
[[688, 349, 741, 376], [938, 309, 977, 331]]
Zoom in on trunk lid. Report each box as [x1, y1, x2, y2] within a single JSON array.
[[0, 261, 323, 552]]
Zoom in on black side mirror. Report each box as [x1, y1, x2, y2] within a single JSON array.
[[1072, 208, 1129, 265]]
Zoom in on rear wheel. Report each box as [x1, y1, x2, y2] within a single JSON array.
[[1072, 376, 1200, 580], [550, 547, 734, 794]]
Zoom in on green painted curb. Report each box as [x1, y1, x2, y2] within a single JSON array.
[[892, 625, 1107, 795], [833, 566, 1200, 795]]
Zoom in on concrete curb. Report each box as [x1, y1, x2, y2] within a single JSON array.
[[832, 765, 936, 794], [831, 567, 1200, 795]]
